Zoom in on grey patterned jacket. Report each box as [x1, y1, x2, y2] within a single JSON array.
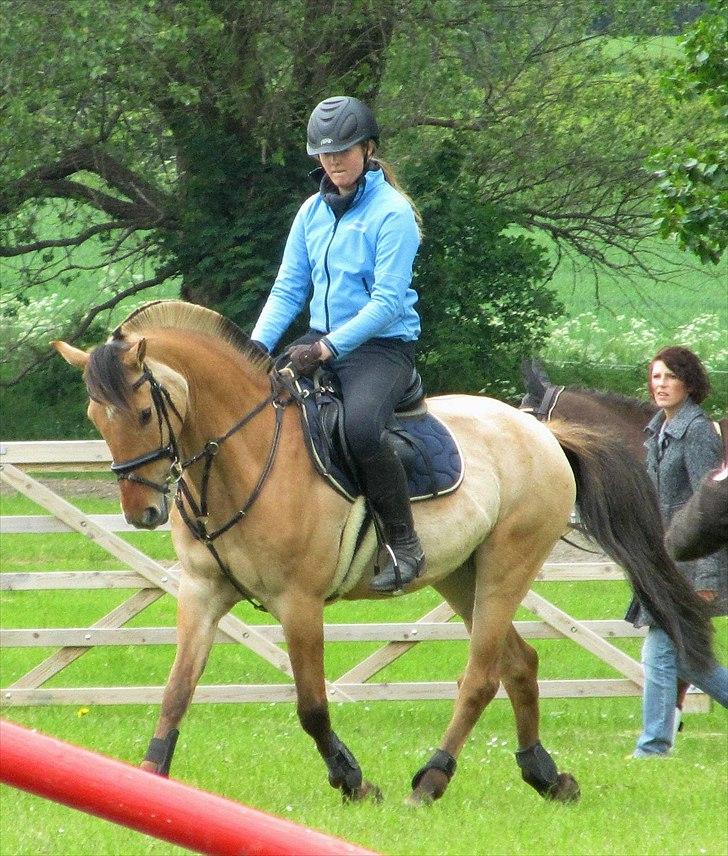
[[625, 396, 728, 626]]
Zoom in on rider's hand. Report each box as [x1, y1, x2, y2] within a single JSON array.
[[289, 341, 326, 376], [696, 590, 717, 602]]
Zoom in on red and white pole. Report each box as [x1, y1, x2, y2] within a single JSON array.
[[0, 719, 378, 856]]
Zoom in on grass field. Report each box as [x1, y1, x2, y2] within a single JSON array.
[[1, 487, 727, 855]]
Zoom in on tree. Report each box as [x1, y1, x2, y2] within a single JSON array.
[[649, 2, 728, 264], [1, 0, 717, 394]]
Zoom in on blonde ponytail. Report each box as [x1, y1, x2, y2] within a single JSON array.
[[367, 149, 423, 236]]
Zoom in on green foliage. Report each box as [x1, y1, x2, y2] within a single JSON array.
[[3, 0, 726, 425], [407, 143, 562, 396], [541, 310, 728, 415], [158, 123, 306, 327], [649, 3, 728, 263], [0, 319, 108, 440]]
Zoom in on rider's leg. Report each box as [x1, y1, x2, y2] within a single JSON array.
[[360, 441, 425, 592], [333, 338, 424, 592]]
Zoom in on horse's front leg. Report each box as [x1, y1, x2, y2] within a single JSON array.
[[279, 593, 381, 803], [141, 574, 237, 776]]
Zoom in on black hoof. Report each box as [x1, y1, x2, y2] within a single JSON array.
[[406, 768, 450, 806]]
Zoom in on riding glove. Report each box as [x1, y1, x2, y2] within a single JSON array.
[[289, 341, 324, 376]]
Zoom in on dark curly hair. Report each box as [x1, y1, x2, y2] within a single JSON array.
[[648, 346, 711, 404]]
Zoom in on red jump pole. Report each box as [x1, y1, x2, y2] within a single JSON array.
[[0, 720, 378, 856]]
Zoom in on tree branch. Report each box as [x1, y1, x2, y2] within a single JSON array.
[[1, 262, 179, 387], [0, 220, 138, 257]]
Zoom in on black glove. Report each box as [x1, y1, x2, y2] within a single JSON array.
[[289, 341, 324, 376]]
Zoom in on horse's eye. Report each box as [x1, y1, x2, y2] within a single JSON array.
[[139, 408, 152, 426]]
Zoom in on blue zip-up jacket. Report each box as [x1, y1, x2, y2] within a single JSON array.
[[251, 167, 421, 358]]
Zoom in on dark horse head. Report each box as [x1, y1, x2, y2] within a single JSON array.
[[520, 358, 658, 463]]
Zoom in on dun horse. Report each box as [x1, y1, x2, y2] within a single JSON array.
[[53, 302, 712, 805]]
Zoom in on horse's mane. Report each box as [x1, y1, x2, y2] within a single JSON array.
[[116, 300, 266, 367], [85, 300, 268, 409], [570, 386, 657, 417]]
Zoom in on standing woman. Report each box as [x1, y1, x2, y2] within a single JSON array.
[[626, 346, 728, 757], [251, 95, 424, 593]]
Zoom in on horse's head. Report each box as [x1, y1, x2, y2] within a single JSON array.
[[52, 336, 188, 529]]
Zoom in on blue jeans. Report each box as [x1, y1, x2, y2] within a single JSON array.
[[635, 626, 728, 757]]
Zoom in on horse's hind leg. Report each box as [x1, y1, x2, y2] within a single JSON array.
[[500, 627, 580, 802], [409, 519, 575, 805], [141, 574, 238, 776], [408, 573, 513, 805]]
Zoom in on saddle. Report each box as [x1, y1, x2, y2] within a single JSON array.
[[294, 368, 464, 502]]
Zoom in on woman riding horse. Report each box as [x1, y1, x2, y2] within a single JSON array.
[[251, 95, 424, 594]]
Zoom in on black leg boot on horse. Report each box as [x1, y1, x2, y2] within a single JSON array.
[[360, 441, 425, 593]]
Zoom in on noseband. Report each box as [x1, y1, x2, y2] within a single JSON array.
[[110, 368, 183, 494]]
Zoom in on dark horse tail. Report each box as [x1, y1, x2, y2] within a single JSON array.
[[548, 420, 714, 672]]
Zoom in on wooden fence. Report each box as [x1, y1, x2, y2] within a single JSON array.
[[0, 440, 709, 711]]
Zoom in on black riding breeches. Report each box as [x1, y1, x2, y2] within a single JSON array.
[[290, 331, 416, 462]]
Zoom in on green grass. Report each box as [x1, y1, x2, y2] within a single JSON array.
[[1, 490, 727, 855], [547, 245, 728, 336], [1, 699, 726, 856]]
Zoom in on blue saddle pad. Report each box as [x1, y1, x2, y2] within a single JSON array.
[[296, 378, 464, 503]]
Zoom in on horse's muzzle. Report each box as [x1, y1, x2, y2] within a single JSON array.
[[125, 496, 169, 530]]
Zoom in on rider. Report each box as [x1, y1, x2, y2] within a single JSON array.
[[251, 95, 424, 593]]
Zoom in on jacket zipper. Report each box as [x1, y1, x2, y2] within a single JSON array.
[[322, 218, 340, 332]]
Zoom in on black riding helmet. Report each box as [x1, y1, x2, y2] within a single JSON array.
[[306, 96, 380, 156]]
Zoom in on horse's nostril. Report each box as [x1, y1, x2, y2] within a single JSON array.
[[142, 506, 160, 527]]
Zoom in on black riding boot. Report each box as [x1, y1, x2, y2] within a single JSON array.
[[359, 442, 425, 593]]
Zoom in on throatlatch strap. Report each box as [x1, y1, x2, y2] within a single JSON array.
[[411, 749, 457, 790]]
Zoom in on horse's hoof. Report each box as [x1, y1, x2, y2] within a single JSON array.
[[405, 788, 434, 808], [546, 772, 580, 803], [344, 780, 383, 804], [405, 768, 449, 807]]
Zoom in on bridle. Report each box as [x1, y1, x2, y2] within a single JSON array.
[[110, 368, 184, 494], [520, 384, 565, 423], [108, 361, 299, 609]]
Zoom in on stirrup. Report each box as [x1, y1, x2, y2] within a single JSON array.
[[370, 542, 425, 594]]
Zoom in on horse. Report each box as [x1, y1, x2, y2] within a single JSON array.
[[52, 301, 712, 807], [520, 358, 725, 709], [665, 418, 728, 562], [520, 358, 657, 462]]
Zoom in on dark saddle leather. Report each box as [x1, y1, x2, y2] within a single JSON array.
[[296, 369, 464, 502]]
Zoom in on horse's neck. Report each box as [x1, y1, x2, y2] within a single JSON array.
[[157, 336, 275, 467], [558, 390, 651, 459]]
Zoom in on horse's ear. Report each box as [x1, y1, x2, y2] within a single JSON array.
[[51, 340, 89, 369], [521, 357, 548, 400], [123, 337, 147, 368]]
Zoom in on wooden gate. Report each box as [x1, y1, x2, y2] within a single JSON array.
[[0, 440, 709, 710]]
